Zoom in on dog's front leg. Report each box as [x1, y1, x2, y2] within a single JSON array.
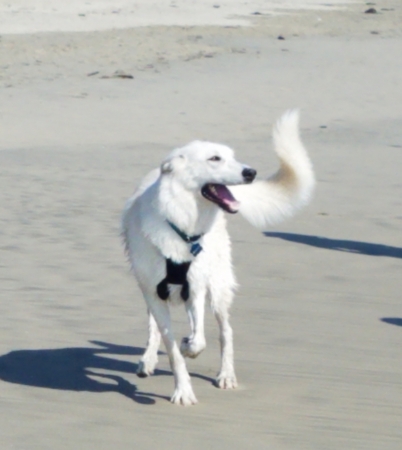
[[145, 294, 198, 406], [181, 289, 207, 359], [137, 309, 161, 377], [212, 292, 238, 389]]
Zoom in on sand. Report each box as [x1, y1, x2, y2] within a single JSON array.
[[1, 1, 402, 449], [1, 0, 358, 33]]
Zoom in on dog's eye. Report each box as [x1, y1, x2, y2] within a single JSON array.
[[209, 156, 221, 162]]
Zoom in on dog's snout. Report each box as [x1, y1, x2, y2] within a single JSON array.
[[242, 167, 257, 183]]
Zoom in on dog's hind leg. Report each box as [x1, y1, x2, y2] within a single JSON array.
[[144, 293, 198, 405], [137, 309, 161, 377], [180, 288, 207, 359], [211, 291, 238, 389]]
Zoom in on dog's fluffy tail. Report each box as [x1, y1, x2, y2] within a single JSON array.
[[229, 110, 315, 230]]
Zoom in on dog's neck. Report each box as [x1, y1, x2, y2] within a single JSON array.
[[156, 175, 220, 236]]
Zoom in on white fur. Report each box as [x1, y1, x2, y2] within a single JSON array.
[[229, 110, 315, 229], [122, 110, 315, 405]]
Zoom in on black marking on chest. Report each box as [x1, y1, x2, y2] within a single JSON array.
[[156, 259, 191, 301]]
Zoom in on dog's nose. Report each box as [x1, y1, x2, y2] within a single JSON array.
[[242, 167, 257, 183]]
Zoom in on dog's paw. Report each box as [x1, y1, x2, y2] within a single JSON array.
[[136, 359, 157, 378], [180, 336, 206, 359], [215, 372, 238, 389], [170, 385, 198, 406]]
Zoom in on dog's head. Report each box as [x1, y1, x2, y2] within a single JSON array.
[[160, 141, 256, 213]]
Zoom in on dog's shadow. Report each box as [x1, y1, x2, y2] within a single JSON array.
[[264, 232, 402, 259], [0, 340, 213, 405], [381, 318, 402, 327]]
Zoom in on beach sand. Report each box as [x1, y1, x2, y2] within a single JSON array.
[[1, 1, 402, 448]]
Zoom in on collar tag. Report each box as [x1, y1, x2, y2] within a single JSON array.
[[190, 242, 202, 257], [167, 220, 203, 256]]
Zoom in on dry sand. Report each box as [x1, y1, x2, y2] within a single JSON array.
[[1, 1, 402, 449], [1, 0, 358, 33]]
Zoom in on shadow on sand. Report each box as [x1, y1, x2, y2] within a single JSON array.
[[381, 318, 402, 327], [0, 340, 214, 405], [264, 232, 402, 259]]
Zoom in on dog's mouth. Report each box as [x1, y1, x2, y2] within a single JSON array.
[[201, 184, 240, 214]]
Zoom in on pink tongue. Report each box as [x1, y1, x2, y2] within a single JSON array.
[[223, 198, 240, 211], [215, 184, 236, 202], [213, 185, 239, 211]]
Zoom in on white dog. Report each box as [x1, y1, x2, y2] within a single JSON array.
[[122, 110, 315, 405]]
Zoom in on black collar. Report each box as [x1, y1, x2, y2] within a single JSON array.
[[167, 220, 203, 256]]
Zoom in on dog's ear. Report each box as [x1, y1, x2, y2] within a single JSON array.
[[161, 159, 174, 174], [161, 154, 186, 174]]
